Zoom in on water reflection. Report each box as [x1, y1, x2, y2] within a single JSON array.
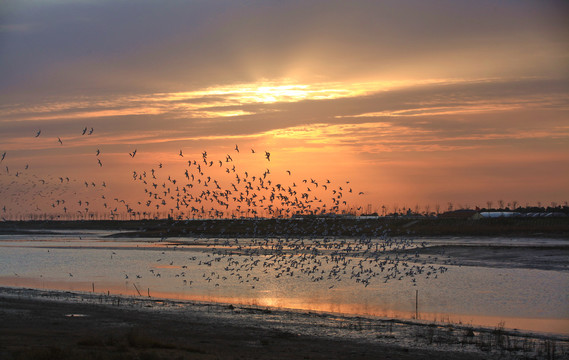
[[1, 234, 568, 335]]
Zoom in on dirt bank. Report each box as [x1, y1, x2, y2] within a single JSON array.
[[1, 288, 567, 360]]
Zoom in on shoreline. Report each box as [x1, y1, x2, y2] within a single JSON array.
[[1, 217, 568, 238], [1, 287, 568, 359]]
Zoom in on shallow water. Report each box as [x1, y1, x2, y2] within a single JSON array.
[[1, 232, 568, 335]]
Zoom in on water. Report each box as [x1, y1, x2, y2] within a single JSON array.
[[1, 232, 568, 335]]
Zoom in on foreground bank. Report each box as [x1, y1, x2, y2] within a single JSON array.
[[1, 287, 567, 360]]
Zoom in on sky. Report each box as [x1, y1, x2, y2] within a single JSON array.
[[0, 0, 568, 219]]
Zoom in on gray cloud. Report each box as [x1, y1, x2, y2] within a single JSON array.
[[1, 0, 567, 99]]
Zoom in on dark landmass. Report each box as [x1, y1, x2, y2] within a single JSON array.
[[399, 244, 569, 271], [1, 217, 568, 238], [0, 297, 458, 360]]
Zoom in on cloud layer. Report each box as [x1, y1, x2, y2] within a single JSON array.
[[1, 0, 568, 214]]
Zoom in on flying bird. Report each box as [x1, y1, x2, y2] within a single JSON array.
[[1, 152, 5, 161], [82, 127, 87, 135], [265, 151, 271, 161], [57, 137, 63, 145], [35, 130, 41, 137], [130, 149, 137, 158]]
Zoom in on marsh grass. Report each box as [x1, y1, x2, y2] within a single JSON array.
[[413, 320, 569, 359]]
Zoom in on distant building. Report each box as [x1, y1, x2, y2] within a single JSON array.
[[471, 211, 521, 219], [523, 212, 567, 218], [437, 209, 478, 219], [358, 215, 380, 219]]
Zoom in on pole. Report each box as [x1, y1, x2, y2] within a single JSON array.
[[415, 290, 418, 319]]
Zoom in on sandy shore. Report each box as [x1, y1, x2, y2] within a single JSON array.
[[1, 287, 567, 360]]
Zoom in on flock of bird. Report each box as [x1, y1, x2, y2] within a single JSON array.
[[128, 146, 364, 220], [117, 235, 452, 291], [1, 126, 452, 290], [1, 126, 364, 221]]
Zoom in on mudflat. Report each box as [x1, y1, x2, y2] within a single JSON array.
[[0, 290, 514, 360]]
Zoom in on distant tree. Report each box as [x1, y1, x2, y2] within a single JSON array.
[[447, 202, 453, 211], [498, 199, 504, 210], [512, 200, 518, 210], [486, 201, 493, 210]]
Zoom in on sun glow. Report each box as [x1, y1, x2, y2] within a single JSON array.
[[1, 78, 498, 123], [155, 79, 438, 106]]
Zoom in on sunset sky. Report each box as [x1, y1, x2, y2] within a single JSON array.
[[1, 0, 568, 218]]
